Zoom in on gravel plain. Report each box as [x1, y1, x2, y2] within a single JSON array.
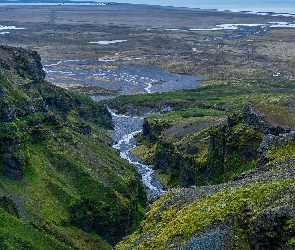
[[0, 4, 294, 84]]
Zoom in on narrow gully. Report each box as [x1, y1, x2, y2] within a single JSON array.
[[109, 109, 165, 198]]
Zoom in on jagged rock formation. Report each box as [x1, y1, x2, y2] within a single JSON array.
[[0, 45, 45, 82], [242, 105, 290, 135], [132, 102, 294, 190], [102, 70, 295, 249], [0, 45, 146, 249], [117, 115, 295, 249]]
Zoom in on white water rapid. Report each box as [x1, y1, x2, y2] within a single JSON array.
[[109, 109, 165, 198]]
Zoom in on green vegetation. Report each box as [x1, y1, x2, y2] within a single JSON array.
[[107, 78, 295, 188], [117, 176, 295, 249], [0, 46, 146, 249], [107, 79, 295, 119], [111, 74, 295, 249], [0, 210, 70, 250]]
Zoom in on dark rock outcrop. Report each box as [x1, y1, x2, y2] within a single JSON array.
[[0, 101, 16, 122], [2, 155, 27, 181], [242, 105, 290, 135], [0, 135, 27, 180], [257, 131, 295, 167], [0, 84, 7, 99], [250, 206, 295, 250], [0, 195, 19, 218], [0, 45, 45, 82], [0, 45, 146, 248]]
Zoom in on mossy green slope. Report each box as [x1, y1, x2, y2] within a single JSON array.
[[0, 45, 146, 249], [107, 78, 295, 188], [110, 74, 295, 249], [117, 143, 295, 249]]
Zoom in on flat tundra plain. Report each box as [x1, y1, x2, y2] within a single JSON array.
[[0, 4, 294, 82]]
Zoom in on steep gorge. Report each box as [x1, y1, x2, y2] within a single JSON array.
[[1, 43, 295, 250], [0, 45, 146, 249], [116, 106, 295, 249], [108, 77, 295, 249]]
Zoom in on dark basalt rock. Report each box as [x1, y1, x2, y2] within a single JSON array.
[[15, 102, 36, 117], [0, 195, 19, 218], [0, 45, 45, 82], [0, 85, 7, 99], [38, 99, 49, 112], [257, 131, 295, 167], [2, 155, 27, 181], [250, 206, 295, 250], [0, 101, 16, 122], [0, 137, 26, 181], [242, 105, 290, 135], [44, 96, 72, 116]]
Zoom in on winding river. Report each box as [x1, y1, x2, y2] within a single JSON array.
[[44, 60, 205, 197], [109, 109, 165, 197]]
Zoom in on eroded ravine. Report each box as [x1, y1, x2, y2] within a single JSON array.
[[43, 60, 204, 197], [110, 109, 165, 197]]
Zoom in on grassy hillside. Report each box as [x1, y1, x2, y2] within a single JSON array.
[[109, 73, 295, 249], [0, 45, 146, 249], [107, 79, 295, 187], [117, 159, 295, 249]]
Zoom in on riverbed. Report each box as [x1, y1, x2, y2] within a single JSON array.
[[110, 109, 165, 198], [43, 60, 205, 197], [43, 60, 205, 99]]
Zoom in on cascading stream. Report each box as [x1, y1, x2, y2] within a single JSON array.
[[109, 109, 165, 198], [43, 60, 205, 197]]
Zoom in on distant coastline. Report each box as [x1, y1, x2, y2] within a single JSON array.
[[1, 0, 295, 16]]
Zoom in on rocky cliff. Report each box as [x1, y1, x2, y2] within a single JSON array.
[[131, 104, 292, 189], [0, 45, 146, 249], [116, 106, 295, 250], [108, 78, 295, 249]]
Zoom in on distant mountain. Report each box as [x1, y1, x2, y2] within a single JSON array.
[[1, 0, 115, 4]]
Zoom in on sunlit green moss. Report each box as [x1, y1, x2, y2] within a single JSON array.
[[117, 178, 295, 249], [267, 141, 295, 163], [0, 57, 146, 249], [130, 144, 156, 165], [0, 210, 70, 250]]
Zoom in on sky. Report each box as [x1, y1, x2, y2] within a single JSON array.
[[2, 0, 295, 14], [72, 0, 295, 13]]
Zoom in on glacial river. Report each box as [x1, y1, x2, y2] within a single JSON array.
[[44, 60, 205, 197], [110, 110, 165, 197]]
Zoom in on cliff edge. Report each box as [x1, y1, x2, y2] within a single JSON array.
[[0, 45, 146, 249]]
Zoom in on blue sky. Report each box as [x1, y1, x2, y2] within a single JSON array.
[[71, 0, 295, 13], [3, 0, 295, 13]]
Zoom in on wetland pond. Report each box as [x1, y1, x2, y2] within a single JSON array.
[[43, 60, 206, 197]]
